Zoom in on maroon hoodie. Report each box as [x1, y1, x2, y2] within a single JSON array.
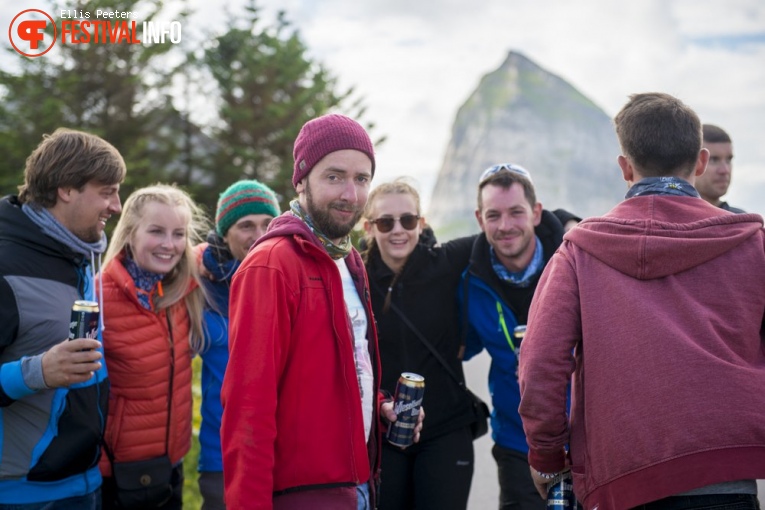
[[518, 195, 765, 509]]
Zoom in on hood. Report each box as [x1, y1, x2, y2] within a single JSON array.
[[0, 195, 83, 264], [253, 211, 323, 251], [566, 196, 763, 280]]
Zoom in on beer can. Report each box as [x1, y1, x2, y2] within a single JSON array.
[[513, 325, 526, 379], [546, 470, 575, 510], [69, 300, 99, 340], [386, 372, 425, 448]]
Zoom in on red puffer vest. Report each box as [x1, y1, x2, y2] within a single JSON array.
[[98, 253, 193, 476]]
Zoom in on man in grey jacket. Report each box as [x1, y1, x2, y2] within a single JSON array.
[[0, 128, 124, 508]]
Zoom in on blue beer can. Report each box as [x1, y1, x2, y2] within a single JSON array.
[[546, 470, 575, 510], [69, 300, 99, 340], [386, 372, 425, 448]]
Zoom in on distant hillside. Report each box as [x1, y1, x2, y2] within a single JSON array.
[[428, 51, 624, 238]]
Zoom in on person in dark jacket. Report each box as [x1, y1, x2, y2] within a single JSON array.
[[459, 163, 564, 510], [696, 124, 746, 213], [0, 128, 124, 507], [552, 208, 581, 232], [363, 179, 477, 510]]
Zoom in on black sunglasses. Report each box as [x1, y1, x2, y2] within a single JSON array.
[[370, 214, 420, 233]]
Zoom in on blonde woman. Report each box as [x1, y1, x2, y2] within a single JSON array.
[[362, 179, 477, 510], [97, 184, 207, 510]]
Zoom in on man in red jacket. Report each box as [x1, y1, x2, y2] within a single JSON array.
[[221, 114, 422, 510], [518, 93, 765, 510]]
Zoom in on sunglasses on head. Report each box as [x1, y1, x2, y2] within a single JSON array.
[[478, 163, 533, 185], [370, 214, 420, 233]]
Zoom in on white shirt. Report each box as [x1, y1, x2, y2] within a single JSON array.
[[335, 257, 374, 442]]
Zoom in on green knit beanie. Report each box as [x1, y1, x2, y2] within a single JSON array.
[[215, 180, 280, 236]]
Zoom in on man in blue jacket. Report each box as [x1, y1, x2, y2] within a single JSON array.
[[0, 128, 124, 508], [459, 163, 564, 510]]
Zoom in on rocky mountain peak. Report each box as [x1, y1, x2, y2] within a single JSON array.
[[428, 50, 624, 238]]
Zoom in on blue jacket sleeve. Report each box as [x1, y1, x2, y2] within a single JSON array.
[[456, 273, 484, 361]]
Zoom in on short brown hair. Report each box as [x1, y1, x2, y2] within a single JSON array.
[[614, 93, 702, 177], [18, 128, 126, 208], [477, 171, 536, 210], [702, 124, 731, 144]]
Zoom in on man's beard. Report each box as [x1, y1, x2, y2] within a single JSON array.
[[72, 225, 103, 244], [305, 182, 362, 239]]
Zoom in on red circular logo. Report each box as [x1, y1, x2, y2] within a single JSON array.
[[9, 9, 57, 57]]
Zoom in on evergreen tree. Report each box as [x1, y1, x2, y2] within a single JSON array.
[[200, 1, 375, 207], [0, 0, 194, 204]]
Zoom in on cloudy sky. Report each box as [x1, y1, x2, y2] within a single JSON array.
[[3, 0, 764, 215], [205, 0, 765, 215]]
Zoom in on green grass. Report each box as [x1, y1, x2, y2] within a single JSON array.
[[183, 356, 203, 509]]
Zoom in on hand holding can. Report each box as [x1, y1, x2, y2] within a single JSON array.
[[546, 470, 576, 509], [69, 300, 99, 340], [386, 372, 425, 448]]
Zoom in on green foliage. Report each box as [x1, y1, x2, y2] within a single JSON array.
[[197, 0, 359, 209], [0, 0, 193, 202]]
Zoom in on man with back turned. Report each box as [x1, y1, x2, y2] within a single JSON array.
[[518, 93, 765, 509]]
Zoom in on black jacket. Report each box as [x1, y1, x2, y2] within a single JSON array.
[[365, 233, 476, 441]]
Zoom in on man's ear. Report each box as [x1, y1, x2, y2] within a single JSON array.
[[295, 179, 305, 194], [57, 187, 74, 204], [474, 208, 484, 232], [618, 155, 634, 185], [694, 148, 710, 177], [532, 202, 543, 226]]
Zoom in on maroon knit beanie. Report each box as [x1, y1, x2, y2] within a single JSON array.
[[292, 114, 376, 188]]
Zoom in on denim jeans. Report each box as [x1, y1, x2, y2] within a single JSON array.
[[356, 482, 370, 510], [634, 493, 760, 510], [0, 489, 101, 510]]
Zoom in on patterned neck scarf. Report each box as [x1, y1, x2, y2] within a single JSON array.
[[626, 176, 700, 199], [202, 232, 239, 317], [290, 199, 352, 260], [490, 235, 544, 288], [122, 255, 164, 310]]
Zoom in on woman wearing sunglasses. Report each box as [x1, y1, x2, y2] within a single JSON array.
[[362, 179, 477, 510]]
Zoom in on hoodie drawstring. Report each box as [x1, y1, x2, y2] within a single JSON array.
[[91, 250, 105, 334]]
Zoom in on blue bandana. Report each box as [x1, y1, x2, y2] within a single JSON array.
[[625, 177, 700, 199], [202, 232, 240, 317], [490, 235, 544, 288], [122, 256, 164, 310]]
